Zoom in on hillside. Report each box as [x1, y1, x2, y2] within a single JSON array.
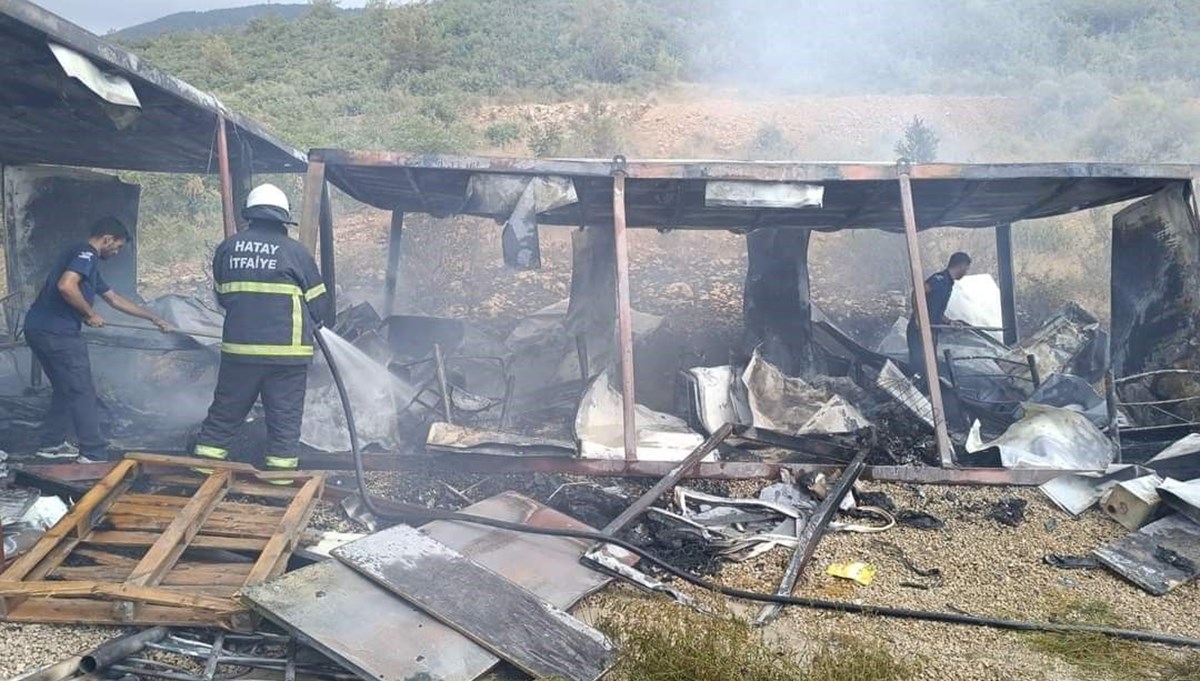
[[114, 0, 1200, 342], [112, 4, 324, 41]]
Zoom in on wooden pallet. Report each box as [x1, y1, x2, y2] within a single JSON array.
[[0, 453, 324, 630]]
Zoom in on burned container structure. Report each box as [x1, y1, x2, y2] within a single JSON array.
[[0, 0, 306, 451], [303, 147, 1200, 478]]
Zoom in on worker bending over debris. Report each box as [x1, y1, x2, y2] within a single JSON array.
[[193, 183, 333, 481], [906, 251, 971, 389], [24, 217, 171, 462]]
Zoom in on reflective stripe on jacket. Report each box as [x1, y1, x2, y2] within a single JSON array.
[[212, 222, 333, 365]]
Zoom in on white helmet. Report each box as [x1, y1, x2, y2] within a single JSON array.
[[243, 183, 296, 224]]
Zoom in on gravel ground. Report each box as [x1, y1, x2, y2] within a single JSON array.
[[0, 623, 125, 679], [5, 479, 1197, 680], [588, 481, 1200, 681]]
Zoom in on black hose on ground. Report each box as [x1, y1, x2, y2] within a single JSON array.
[[312, 327, 1200, 650]]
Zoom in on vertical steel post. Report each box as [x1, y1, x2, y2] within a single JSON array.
[[897, 169, 954, 466], [216, 117, 236, 239], [384, 211, 404, 317], [995, 223, 1018, 346], [612, 171, 638, 461], [298, 160, 326, 255], [318, 182, 336, 311]]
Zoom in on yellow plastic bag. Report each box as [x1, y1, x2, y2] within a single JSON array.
[[826, 561, 876, 586]]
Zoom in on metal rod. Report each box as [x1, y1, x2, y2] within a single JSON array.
[[602, 422, 735, 535], [202, 632, 223, 681], [433, 343, 453, 425], [318, 181, 337, 312], [897, 168, 954, 465], [101, 321, 223, 341], [1027, 353, 1041, 388], [78, 627, 169, 674], [754, 450, 869, 626], [1115, 369, 1200, 384], [612, 171, 638, 461], [1105, 370, 1121, 461], [384, 211, 404, 317], [216, 117, 236, 239], [995, 223, 1018, 345], [305, 451, 1083, 485]]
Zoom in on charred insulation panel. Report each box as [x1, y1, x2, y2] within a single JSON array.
[[3, 165, 140, 328], [1111, 183, 1199, 379], [744, 227, 813, 376]]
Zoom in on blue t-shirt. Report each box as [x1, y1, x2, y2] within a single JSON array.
[[24, 243, 110, 335]]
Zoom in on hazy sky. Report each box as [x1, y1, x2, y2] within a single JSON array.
[[37, 1, 369, 34]]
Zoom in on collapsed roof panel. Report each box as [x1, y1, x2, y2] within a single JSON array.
[[0, 0, 304, 173], [314, 149, 1194, 232]]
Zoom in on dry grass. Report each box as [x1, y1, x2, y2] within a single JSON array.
[[1027, 597, 1166, 680], [595, 601, 920, 681]]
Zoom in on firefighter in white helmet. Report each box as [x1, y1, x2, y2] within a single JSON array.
[[193, 183, 333, 482]]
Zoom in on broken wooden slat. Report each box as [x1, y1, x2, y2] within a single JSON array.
[[83, 531, 267, 552], [105, 513, 281, 539], [108, 501, 284, 526], [243, 475, 324, 586], [53, 563, 253, 586], [0, 459, 139, 615], [120, 493, 289, 517], [147, 475, 301, 500], [0, 581, 240, 612], [115, 472, 232, 620], [2, 599, 239, 628], [333, 525, 616, 681], [1094, 514, 1200, 595], [242, 492, 622, 681]]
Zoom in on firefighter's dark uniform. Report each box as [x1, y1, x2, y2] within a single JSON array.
[[906, 269, 955, 385], [194, 221, 333, 475]]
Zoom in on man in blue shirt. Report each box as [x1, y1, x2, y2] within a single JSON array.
[[906, 251, 971, 389], [23, 217, 171, 461]]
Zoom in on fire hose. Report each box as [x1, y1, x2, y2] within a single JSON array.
[[311, 327, 1200, 649]]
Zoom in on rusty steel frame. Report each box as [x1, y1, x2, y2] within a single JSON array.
[[307, 150, 1200, 183], [216, 117, 236, 239], [295, 451, 1082, 486], [898, 168, 954, 465], [612, 169, 638, 461]]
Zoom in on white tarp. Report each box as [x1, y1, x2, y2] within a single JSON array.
[[945, 274, 1003, 341], [49, 43, 141, 108], [575, 370, 710, 462], [967, 403, 1115, 469], [741, 350, 830, 435], [704, 181, 824, 209]]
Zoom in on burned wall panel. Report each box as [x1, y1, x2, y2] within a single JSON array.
[[1111, 183, 1200, 422], [3, 165, 141, 317], [743, 227, 813, 376]]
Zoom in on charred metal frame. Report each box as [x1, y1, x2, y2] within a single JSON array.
[[302, 148, 1200, 479]]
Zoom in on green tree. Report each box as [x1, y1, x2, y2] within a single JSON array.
[[894, 116, 940, 163]]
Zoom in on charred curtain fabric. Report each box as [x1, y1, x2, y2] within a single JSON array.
[[743, 227, 813, 376], [1111, 182, 1200, 420]]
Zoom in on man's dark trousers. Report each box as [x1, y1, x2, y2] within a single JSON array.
[[195, 361, 308, 465], [25, 329, 106, 454]]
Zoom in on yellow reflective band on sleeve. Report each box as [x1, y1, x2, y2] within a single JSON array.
[[221, 342, 314, 357], [292, 294, 303, 347], [264, 456, 299, 470], [217, 281, 302, 295], [194, 445, 229, 460], [304, 283, 326, 301]]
